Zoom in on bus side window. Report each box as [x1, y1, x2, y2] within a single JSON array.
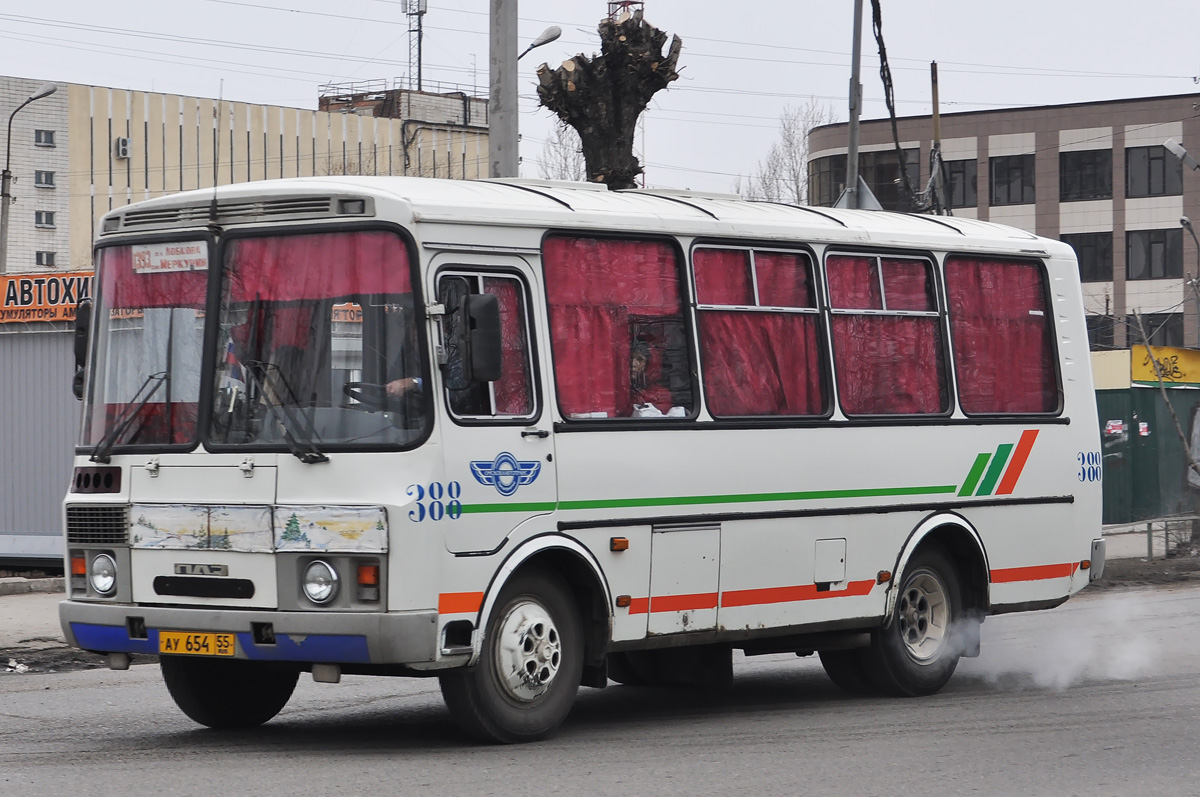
[[439, 273, 536, 420], [543, 236, 694, 420]]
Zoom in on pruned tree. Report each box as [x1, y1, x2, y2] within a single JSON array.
[[535, 9, 682, 190], [741, 99, 838, 205], [537, 124, 587, 182]]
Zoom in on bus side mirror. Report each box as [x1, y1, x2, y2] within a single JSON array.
[[464, 294, 501, 383], [72, 298, 92, 400]]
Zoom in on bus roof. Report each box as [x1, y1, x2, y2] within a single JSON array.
[[101, 175, 1066, 258]]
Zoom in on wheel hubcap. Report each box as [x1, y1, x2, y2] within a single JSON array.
[[897, 570, 949, 662], [493, 600, 562, 702]]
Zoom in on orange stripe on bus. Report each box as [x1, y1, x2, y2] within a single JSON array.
[[720, 579, 875, 608], [651, 592, 719, 613], [628, 597, 650, 615], [995, 429, 1039, 495], [990, 563, 1077, 583], [438, 591, 484, 614]]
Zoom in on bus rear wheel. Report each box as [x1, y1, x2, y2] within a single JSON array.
[[160, 656, 300, 729], [439, 568, 583, 743], [863, 548, 963, 696]]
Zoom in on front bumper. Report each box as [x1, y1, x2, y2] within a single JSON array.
[[60, 600, 438, 665]]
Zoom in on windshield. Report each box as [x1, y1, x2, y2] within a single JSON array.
[[81, 242, 208, 450], [208, 230, 426, 450]]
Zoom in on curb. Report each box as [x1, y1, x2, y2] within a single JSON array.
[[0, 577, 65, 597]]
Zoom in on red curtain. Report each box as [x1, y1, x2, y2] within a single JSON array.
[[826, 255, 882, 309], [756, 251, 814, 308], [694, 248, 753, 305], [699, 312, 824, 416], [881, 259, 933, 310], [832, 316, 946, 414], [225, 231, 411, 302], [544, 236, 686, 418], [98, 245, 207, 310], [945, 257, 1057, 414], [827, 254, 946, 415], [483, 277, 533, 416]]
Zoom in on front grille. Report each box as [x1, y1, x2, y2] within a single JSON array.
[[66, 505, 130, 545]]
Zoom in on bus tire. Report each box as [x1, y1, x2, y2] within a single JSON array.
[[160, 656, 299, 729], [818, 649, 876, 695], [864, 548, 963, 696], [439, 568, 583, 743]]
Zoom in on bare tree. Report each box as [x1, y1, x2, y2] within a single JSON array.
[[740, 99, 838, 204], [320, 150, 378, 176], [537, 124, 587, 182], [536, 9, 682, 190]]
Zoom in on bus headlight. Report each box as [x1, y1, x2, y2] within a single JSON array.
[[302, 560, 339, 605], [90, 553, 117, 596]]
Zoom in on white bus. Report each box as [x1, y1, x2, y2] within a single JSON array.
[[61, 176, 1104, 742]]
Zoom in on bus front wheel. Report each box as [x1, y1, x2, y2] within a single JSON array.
[[439, 568, 583, 743], [160, 656, 300, 729], [864, 548, 963, 696]]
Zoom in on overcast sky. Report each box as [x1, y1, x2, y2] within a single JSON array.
[[2, 0, 1198, 193]]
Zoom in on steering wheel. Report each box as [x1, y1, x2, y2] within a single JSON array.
[[342, 381, 390, 412]]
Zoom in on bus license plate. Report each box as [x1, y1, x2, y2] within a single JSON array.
[[159, 631, 236, 657]]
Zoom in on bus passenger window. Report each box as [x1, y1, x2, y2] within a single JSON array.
[[944, 257, 1058, 414], [693, 247, 826, 417], [826, 254, 948, 416], [543, 236, 694, 420]]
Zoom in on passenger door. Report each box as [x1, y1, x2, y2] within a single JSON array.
[[431, 258, 556, 554]]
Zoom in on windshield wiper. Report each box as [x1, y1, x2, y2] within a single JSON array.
[[90, 371, 168, 464], [243, 361, 328, 465]]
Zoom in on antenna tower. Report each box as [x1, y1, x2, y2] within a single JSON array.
[[408, 0, 427, 91]]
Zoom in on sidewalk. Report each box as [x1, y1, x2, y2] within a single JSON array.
[[0, 588, 65, 652]]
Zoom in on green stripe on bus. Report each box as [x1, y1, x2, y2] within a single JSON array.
[[975, 444, 1014, 496], [460, 502, 559, 515], [958, 453, 992, 497], [460, 485, 958, 515]]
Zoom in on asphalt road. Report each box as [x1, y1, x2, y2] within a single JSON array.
[[4, 585, 1200, 796]]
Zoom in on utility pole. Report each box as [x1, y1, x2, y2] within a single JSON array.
[[844, 0, 864, 209], [488, 0, 519, 178]]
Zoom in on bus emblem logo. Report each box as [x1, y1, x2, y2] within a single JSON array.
[[469, 452, 541, 497]]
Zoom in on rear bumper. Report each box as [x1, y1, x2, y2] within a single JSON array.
[[59, 600, 438, 665]]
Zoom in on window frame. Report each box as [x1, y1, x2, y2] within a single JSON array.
[[33, 170, 55, 188], [541, 230, 699, 427], [435, 266, 542, 426], [824, 249, 952, 419], [1059, 149, 1113, 202], [944, 158, 978, 209], [34, 210, 55, 228], [34, 129, 55, 147], [690, 242, 831, 420], [989, 154, 1036, 207], [1060, 232, 1113, 283], [1126, 228, 1183, 281], [35, 251, 56, 267], [1126, 145, 1183, 199], [943, 254, 1063, 417]]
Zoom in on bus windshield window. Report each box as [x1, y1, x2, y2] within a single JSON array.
[[209, 230, 425, 449], [81, 243, 208, 449]]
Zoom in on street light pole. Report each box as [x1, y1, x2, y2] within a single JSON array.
[[1, 82, 58, 275], [488, 0, 561, 179]]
